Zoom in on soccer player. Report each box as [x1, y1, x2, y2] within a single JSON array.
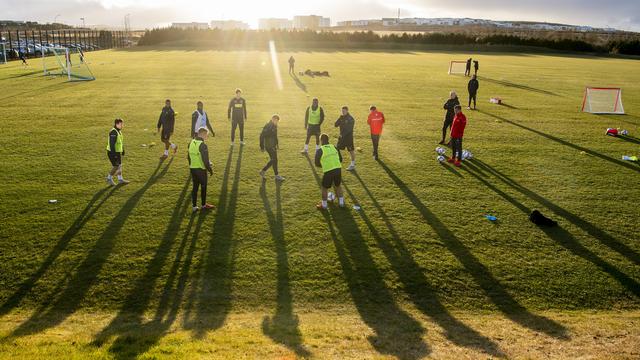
[[191, 101, 214, 139], [288, 56, 296, 74], [473, 60, 479, 76], [367, 105, 385, 160], [440, 91, 460, 145], [467, 75, 479, 110], [228, 88, 247, 146], [315, 134, 345, 210], [335, 106, 356, 171], [465, 58, 472, 77], [18, 49, 27, 66], [188, 127, 215, 212], [448, 105, 467, 167], [157, 99, 177, 159], [260, 114, 285, 181], [300, 97, 325, 154], [106, 118, 129, 185]]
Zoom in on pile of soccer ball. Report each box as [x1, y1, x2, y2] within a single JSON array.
[[435, 146, 473, 163]]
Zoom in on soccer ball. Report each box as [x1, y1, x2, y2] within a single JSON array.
[[461, 150, 474, 160], [437, 155, 446, 163], [327, 192, 336, 201], [436, 146, 446, 155]]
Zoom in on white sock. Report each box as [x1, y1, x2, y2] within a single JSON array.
[[321, 200, 327, 208], [164, 150, 169, 155], [339, 197, 344, 206], [350, 161, 355, 166], [107, 174, 112, 180], [170, 143, 176, 149], [304, 144, 309, 150], [315, 145, 320, 150], [117, 175, 124, 181]]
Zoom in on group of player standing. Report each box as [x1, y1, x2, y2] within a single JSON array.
[[105, 88, 388, 212]]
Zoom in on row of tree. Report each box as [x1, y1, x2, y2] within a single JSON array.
[[138, 28, 640, 55]]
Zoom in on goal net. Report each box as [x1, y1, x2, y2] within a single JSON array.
[[448, 61, 467, 75], [581, 87, 624, 114], [0, 43, 6, 64], [43, 46, 95, 81]]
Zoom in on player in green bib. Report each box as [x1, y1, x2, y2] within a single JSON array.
[[188, 127, 215, 212], [314, 133, 345, 210], [300, 97, 325, 154], [105, 118, 129, 185]]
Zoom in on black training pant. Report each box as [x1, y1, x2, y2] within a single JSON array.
[[262, 147, 278, 175], [468, 92, 477, 108], [231, 118, 244, 142], [190, 168, 208, 207], [451, 137, 463, 160], [371, 134, 380, 157]]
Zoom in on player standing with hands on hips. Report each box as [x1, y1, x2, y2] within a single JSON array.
[[335, 106, 357, 171]]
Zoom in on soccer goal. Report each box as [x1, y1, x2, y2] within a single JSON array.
[[581, 87, 624, 114], [448, 61, 467, 75], [43, 46, 95, 81], [0, 42, 6, 65]]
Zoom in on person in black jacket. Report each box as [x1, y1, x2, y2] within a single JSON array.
[[259, 114, 285, 181], [465, 58, 472, 77], [467, 75, 479, 110], [301, 97, 325, 154], [191, 101, 214, 139], [473, 60, 479, 75], [440, 91, 460, 145], [335, 106, 356, 171], [228, 88, 247, 146], [157, 99, 177, 159], [288, 56, 295, 74], [106, 118, 129, 186]]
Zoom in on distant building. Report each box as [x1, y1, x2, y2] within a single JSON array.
[[259, 18, 293, 30], [293, 15, 331, 30], [210, 20, 249, 30], [171, 22, 209, 30]]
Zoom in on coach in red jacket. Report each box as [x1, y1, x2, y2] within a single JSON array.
[[448, 105, 467, 167], [367, 105, 385, 160]]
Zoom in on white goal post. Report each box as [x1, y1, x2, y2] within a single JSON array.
[[581, 87, 624, 114], [42, 46, 95, 81], [448, 61, 467, 75]]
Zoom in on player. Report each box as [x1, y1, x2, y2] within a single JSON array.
[[334, 106, 356, 171], [191, 101, 214, 139], [260, 114, 285, 181], [157, 99, 177, 159], [288, 56, 296, 74], [367, 105, 385, 160], [300, 97, 325, 154], [465, 58, 472, 77], [228, 88, 247, 146], [467, 75, 479, 110], [448, 105, 467, 167], [440, 91, 459, 145], [106, 118, 129, 185], [315, 134, 345, 210], [188, 127, 215, 212]]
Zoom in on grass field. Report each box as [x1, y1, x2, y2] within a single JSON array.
[[0, 47, 639, 359]]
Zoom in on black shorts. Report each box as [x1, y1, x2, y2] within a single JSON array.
[[306, 124, 321, 136], [322, 168, 342, 189], [336, 135, 354, 151], [107, 151, 121, 166], [160, 132, 172, 142]]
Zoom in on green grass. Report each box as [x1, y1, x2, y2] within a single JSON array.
[[0, 47, 639, 359]]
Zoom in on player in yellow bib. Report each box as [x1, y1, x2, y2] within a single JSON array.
[[188, 127, 215, 212], [105, 118, 129, 185], [315, 134, 345, 210]]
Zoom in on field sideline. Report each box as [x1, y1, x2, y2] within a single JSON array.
[[0, 47, 639, 358]]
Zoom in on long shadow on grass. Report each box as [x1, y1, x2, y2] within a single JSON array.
[[290, 72, 307, 93], [0, 186, 116, 316], [260, 181, 311, 357], [469, 158, 640, 267], [185, 146, 242, 338], [305, 155, 429, 358], [378, 160, 569, 340], [460, 161, 640, 299], [480, 111, 640, 174], [4, 159, 172, 339], [346, 171, 503, 356], [478, 76, 560, 97], [90, 177, 194, 358]]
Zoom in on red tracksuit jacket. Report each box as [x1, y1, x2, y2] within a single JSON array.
[[367, 110, 385, 135], [451, 112, 467, 138]]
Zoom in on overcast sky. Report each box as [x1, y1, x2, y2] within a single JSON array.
[[2, 0, 639, 31]]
